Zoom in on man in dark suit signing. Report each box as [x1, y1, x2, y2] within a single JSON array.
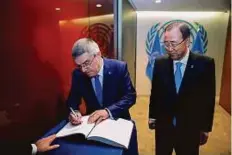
[[67, 38, 138, 155], [148, 22, 216, 155]]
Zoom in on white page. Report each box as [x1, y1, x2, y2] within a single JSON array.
[[87, 118, 133, 149], [56, 116, 95, 138]]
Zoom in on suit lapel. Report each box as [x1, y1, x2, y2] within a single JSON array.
[[102, 58, 111, 106], [178, 52, 196, 95], [162, 57, 177, 96], [167, 57, 177, 95]]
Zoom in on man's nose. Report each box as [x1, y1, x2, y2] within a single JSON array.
[[81, 67, 87, 73], [167, 46, 175, 51], [166, 48, 173, 53]]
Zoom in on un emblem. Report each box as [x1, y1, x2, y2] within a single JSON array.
[[79, 23, 114, 58], [145, 20, 208, 81]]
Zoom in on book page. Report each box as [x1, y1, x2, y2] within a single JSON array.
[[87, 118, 133, 149], [56, 116, 95, 138]]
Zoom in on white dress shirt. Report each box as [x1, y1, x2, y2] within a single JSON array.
[[31, 144, 37, 155]]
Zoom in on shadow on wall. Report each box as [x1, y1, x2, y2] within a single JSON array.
[[0, 0, 68, 142], [0, 45, 68, 142]]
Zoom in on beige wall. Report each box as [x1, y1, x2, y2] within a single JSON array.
[[136, 11, 230, 96]]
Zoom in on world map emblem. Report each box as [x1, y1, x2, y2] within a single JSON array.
[[79, 23, 114, 58], [145, 20, 208, 80]]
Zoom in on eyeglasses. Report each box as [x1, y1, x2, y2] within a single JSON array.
[[163, 39, 186, 49], [76, 55, 96, 70]]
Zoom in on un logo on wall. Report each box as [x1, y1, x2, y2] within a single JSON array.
[[79, 23, 114, 58], [145, 20, 208, 81]]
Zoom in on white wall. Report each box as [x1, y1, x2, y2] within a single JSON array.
[[130, 0, 230, 12], [136, 11, 230, 96]]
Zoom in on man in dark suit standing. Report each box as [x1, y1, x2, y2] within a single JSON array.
[[148, 22, 216, 155], [67, 38, 138, 155]]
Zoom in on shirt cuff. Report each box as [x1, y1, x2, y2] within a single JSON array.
[[105, 108, 114, 119], [31, 144, 37, 155]]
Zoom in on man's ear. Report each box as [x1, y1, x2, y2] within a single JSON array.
[[96, 51, 102, 57], [186, 38, 191, 47]]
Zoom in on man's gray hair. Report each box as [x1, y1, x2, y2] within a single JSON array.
[[165, 22, 190, 40], [72, 38, 100, 58]]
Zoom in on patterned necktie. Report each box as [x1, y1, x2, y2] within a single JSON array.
[[174, 62, 183, 93], [173, 62, 182, 126], [94, 75, 103, 106]]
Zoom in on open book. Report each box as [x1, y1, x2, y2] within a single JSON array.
[[56, 116, 133, 149]]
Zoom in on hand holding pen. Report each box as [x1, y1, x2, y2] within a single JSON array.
[[68, 107, 82, 125]]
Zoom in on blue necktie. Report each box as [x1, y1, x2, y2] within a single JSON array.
[[175, 62, 183, 93], [94, 75, 103, 106], [173, 62, 182, 126]]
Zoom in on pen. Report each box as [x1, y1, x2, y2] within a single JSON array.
[[69, 107, 77, 118]]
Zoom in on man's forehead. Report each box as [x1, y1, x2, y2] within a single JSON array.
[[74, 53, 91, 64], [164, 28, 182, 41]]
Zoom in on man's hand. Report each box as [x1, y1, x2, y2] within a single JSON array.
[[68, 110, 82, 125], [200, 132, 209, 145], [88, 109, 109, 124], [148, 118, 156, 129], [35, 134, 60, 152]]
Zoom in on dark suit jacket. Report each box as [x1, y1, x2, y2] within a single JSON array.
[[67, 58, 136, 120], [0, 142, 32, 155], [149, 52, 215, 132]]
